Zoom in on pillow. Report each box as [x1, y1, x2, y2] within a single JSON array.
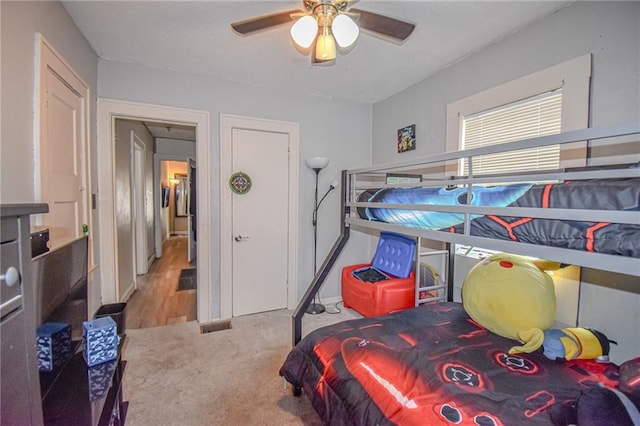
[[619, 357, 640, 394], [462, 253, 556, 354], [551, 358, 640, 426], [575, 387, 640, 426]]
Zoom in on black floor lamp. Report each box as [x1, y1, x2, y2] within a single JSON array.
[[305, 156, 338, 315]]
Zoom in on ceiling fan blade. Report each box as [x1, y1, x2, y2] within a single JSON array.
[[350, 8, 415, 42], [231, 10, 301, 35]]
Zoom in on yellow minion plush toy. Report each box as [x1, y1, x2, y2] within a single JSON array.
[[542, 328, 613, 362], [462, 253, 557, 354]]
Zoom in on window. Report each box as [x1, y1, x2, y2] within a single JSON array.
[[446, 55, 591, 257], [459, 90, 562, 176], [447, 54, 591, 172]]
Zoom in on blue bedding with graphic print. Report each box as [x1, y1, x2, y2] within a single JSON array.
[[357, 178, 640, 257]]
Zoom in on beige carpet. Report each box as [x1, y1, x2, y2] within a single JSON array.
[[122, 306, 360, 425]]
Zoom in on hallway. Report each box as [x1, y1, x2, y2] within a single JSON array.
[[126, 236, 197, 329]]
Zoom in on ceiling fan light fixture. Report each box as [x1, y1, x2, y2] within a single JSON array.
[[291, 15, 318, 48], [332, 14, 359, 48], [315, 26, 336, 61]]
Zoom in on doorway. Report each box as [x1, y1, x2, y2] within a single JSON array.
[[161, 160, 190, 240], [97, 100, 211, 323], [220, 114, 300, 319], [113, 118, 197, 326]]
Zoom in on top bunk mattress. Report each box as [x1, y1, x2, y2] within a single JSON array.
[[357, 178, 640, 258]]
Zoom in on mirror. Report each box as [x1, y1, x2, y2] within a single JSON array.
[[174, 174, 189, 217]]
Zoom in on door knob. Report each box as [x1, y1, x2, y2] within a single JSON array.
[[234, 235, 249, 242]]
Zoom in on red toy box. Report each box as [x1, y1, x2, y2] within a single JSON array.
[[341, 232, 417, 317]]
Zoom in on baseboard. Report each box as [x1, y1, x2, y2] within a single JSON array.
[[147, 254, 156, 270], [121, 282, 135, 302], [317, 295, 343, 306]]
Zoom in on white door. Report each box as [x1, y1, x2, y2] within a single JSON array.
[[40, 65, 85, 248], [187, 158, 197, 263], [231, 129, 289, 316]]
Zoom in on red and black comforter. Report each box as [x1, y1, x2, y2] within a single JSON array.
[[280, 303, 620, 425]]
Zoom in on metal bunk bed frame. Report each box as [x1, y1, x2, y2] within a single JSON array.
[[293, 120, 640, 347]]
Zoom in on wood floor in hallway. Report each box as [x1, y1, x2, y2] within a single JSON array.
[[126, 236, 197, 329]]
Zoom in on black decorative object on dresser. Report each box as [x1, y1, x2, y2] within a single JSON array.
[[39, 338, 127, 425]]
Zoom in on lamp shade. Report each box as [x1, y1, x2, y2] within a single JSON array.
[[306, 156, 329, 170], [291, 15, 318, 48], [332, 14, 359, 48]]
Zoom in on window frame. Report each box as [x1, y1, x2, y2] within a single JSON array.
[[446, 54, 591, 170]]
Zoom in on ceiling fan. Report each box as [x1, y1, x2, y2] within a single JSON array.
[[231, 0, 415, 64]]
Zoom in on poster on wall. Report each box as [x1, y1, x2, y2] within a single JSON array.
[[397, 124, 416, 153], [162, 186, 170, 208]]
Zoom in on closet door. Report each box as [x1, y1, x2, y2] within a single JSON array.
[[231, 128, 289, 316]]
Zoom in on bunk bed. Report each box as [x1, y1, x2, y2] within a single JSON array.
[[280, 121, 640, 425]]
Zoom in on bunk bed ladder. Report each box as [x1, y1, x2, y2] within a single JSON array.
[[414, 237, 450, 305], [292, 170, 351, 347]]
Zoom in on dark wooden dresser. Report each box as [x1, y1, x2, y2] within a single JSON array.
[[40, 339, 127, 426], [1, 204, 48, 425], [1, 204, 127, 425]]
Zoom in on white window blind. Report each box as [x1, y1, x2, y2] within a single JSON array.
[[460, 90, 562, 176]]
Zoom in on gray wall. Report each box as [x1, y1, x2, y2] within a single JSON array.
[[114, 119, 155, 299], [156, 138, 196, 158], [371, 1, 639, 364], [0, 1, 102, 312], [98, 60, 373, 318], [372, 1, 639, 163]]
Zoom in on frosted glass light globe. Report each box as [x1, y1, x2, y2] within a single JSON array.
[[332, 14, 359, 48], [291, 15, 318, 48]]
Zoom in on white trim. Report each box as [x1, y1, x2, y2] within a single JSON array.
[[147, 254, 156, 271], [97, 99, 211, 323], [219, 114, 299, 319], [120, 282, 136, 304], [446, 54, 591, 169], [319, 296, 343, 306], [131, 131, 147, 276]]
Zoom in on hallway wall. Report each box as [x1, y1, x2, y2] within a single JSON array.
[[114, 119, 155, 299]]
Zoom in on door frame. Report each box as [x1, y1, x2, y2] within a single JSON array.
[[97, 99, 211, 323], [219, 114, 299, 319], [187, 157, 197, 263], [131, 131, 147, 276]]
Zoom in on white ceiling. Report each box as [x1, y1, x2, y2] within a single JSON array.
[[143, 121, 196, 140], [62, 1, 571, 104]]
